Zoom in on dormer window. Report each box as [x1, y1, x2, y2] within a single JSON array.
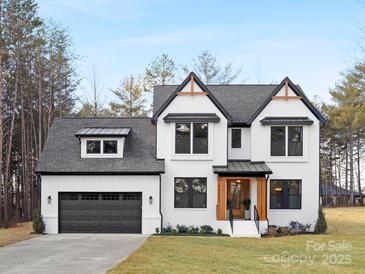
[[76, 127, 130, 158], [87, 140, 101, 154], [103, 140, 118, 154]]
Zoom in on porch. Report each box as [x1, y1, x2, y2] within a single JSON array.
[[213, 160, 272, 236]]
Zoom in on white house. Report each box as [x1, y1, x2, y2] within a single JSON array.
[[37, 72, 325, 237]]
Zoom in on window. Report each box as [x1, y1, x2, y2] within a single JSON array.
[[231, 129, 241, 148], [175, 123, 208, 154], [61, 193, 78, 200], [174, 178, 207, 208], [103, 140, 118, 154], [193, 123, 208, 153], [122, 193, 141, 200], [270, 126, 304, 157], [102, 194, 120, 200], [288, 126, 303, 156], [270, 180, 301, 209], [271, 127, 285, 156], [87, 140, 101, 154], [175, 123, 191, 154], [81, 193, 99, 200]]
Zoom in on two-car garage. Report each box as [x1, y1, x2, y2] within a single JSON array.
[[59, 192, 142, 233]]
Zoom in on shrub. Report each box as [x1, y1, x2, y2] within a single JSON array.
[[277, 226, 289, 236], [314, 206, 327, 234], [200, 225, 214, 234], [267, 225, 278, 237], [217, 228, 223, 235], [155, 227, 160, 234], [171, 228, 177, 235], [289, 221, 311, 234], [187, 226, 199, 234], [162, 223, 172, 233], [32, 209, 45, 234], [176, 224, 188, 234]]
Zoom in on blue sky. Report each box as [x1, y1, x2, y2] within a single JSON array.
[[37, 0, 365, 104]]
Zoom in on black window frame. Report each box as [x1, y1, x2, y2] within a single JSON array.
[[270, 179, 302, 209], [288, 126, 303, 156], [270, 126, 286, 156], [174, 177, 207, 208], [231, 128, 242, 149], [86, 140, 101, 154], [103, 140, 118, 154], [175, 123, 209, 155]]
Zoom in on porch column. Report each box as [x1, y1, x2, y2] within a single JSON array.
[[216, 176, 227, 220], [256, 177, 267, 220]]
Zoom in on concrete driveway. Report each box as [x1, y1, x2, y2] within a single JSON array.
[[0, 234, 147, 274]]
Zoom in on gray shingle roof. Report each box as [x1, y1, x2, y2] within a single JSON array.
[[213, 160, 272, 175], [37, 118, 164, 174], [153, 84, 277, 125], [320, 183, 361, 196]]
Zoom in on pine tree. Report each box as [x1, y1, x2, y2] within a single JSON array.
[[109, 75, 147, 117]]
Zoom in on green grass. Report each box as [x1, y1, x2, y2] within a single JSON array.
[[109, 207, 365, 274]]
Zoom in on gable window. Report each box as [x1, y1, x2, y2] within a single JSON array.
[[271, 126, 303, 157], [87, 140, 101, 154], [175, 178, 207, 208], [270, 180, 301, 209], [271, 126, 285, 156], [103, 140, 118, 154], [231, 129, 241, 148], [175, 123, 208, 154], [288, 126, 303, 156]]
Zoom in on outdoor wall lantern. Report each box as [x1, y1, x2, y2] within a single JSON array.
[[47, 195, 52, 204], [149, 196, 153, 204]]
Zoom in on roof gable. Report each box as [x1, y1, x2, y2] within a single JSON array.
[[151, 72, 232, 124], [248, 77, 325, 124]]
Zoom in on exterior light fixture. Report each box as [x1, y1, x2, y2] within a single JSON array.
[[47, 195, 52, 204], [149, 196, 153, 204]]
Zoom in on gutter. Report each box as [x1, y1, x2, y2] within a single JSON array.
[[159, 174, 163, 231]]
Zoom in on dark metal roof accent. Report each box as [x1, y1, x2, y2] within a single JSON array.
[[213, 160, 272, 175], [248, 77, 326, 125], [151, 72, 232, 124], [163, 113, 220, 123], [37, 118, 165, 174], [75, 127, 131, 137], [260, 117, 314, 126]]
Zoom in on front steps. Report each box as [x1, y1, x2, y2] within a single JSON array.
[[217, 220, 262, 237]]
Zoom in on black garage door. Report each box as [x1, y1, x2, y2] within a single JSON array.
[[59, 192, 142, 233]]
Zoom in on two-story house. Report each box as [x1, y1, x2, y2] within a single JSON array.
[[37, 72, 324, 237]]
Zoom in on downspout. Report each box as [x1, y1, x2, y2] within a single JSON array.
[[265, 174, 270, 227], [159, 174, 163, 231]]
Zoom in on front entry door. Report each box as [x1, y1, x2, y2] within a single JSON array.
[[227, 181, 244, 219]]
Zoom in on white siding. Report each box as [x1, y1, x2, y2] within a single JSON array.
[[228, 128, 251, 159], [41, 175, 161, 234], [251, 85, 320, 229]]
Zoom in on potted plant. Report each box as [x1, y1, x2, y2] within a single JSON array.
[[242, 199, 251, 220]]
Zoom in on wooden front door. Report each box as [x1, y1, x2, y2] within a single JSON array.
[[227, 181, 244, 219]]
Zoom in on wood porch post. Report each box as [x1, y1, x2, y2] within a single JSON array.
[[216, 177, 227, 220], [257, 177, 267, 220]]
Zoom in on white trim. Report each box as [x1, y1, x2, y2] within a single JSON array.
[[171, 122, 213, 161], [80, 137, 125, 158], [268, 125, 308, 162]]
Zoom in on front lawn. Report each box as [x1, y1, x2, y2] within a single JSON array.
[[0, 222, 39, 247], [109, 207, 365, 274]]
